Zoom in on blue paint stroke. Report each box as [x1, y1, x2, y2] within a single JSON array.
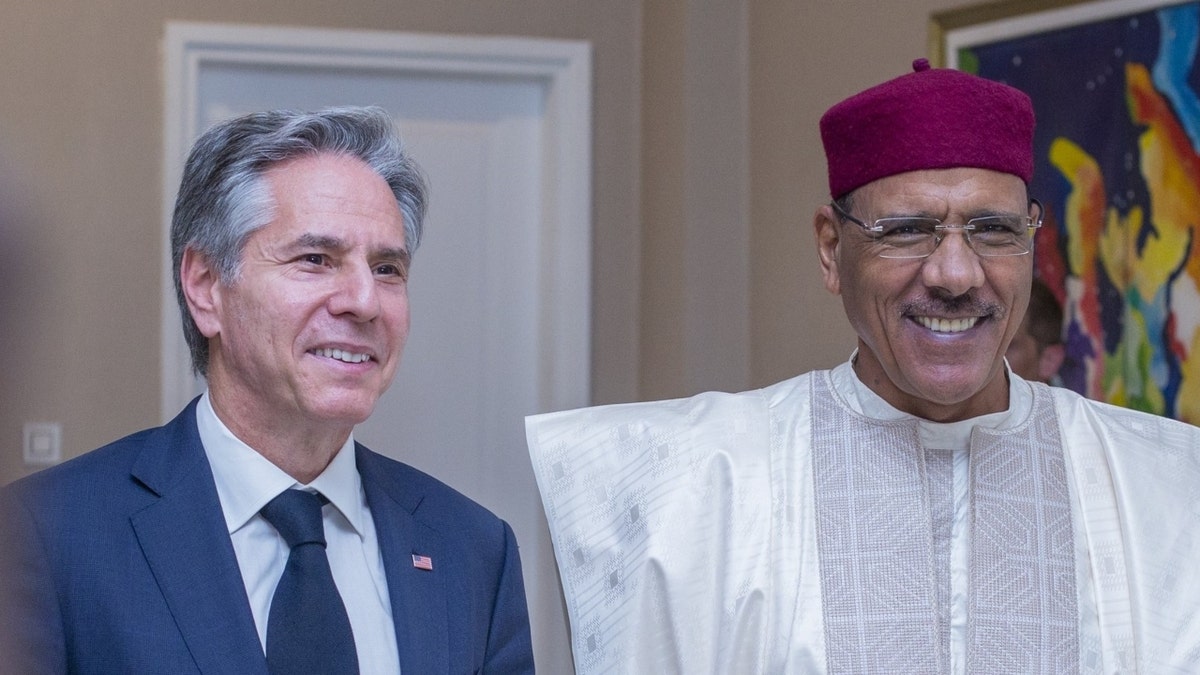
[[1152, 5, 1200, 149]]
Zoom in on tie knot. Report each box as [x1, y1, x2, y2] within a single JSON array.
[[261, 489, 327, 549]]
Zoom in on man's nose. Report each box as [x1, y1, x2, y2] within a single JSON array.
[[920, 228, 985, 297], [328, 264, 380, 321]]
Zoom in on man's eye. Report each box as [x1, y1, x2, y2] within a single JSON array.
[[375, 263, 407, 278], [302, 253, 327, 265], [876, 218, 937, 237], [972, 217, 1025, 235]]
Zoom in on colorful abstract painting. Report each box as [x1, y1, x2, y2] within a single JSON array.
[[951, 1, 1200, 422]]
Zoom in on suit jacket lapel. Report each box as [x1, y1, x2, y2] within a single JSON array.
[[129, 400, 267, 675], [358, 446, 450, 674]]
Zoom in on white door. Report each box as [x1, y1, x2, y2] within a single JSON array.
[[164, 24, 590, 673]]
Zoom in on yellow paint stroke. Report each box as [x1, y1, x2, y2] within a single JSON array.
[[1128, 62, 1200, 422], [1049, 137, 1109, 400]]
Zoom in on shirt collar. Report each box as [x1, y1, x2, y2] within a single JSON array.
[[196, 390, 366, 537]]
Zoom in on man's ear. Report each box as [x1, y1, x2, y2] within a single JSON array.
[[180, 247, 223, 339], [1038, 343, 1066, 383], [814, 204, 843, 296]]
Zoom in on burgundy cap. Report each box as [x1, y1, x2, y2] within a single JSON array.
[[820, 58, 1035, 199]]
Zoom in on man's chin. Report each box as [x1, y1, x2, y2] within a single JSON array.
[[904, 372, 1007, 416], [303, 394, 383, 428]]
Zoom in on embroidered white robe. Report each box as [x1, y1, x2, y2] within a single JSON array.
[[525, 362, 1200, 674]]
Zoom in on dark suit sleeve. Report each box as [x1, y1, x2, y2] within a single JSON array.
[[0, 487, 69, 674], [483, 520, 535, 674]]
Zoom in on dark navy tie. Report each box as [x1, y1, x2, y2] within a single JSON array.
[[260, 489, 359, 674]]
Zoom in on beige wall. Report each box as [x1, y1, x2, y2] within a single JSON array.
[[0, 0, 642, 484]]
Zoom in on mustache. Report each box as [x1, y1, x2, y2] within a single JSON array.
[[902, 291, 1004, 317]]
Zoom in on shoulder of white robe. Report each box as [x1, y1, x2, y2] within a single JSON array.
[[1050, 385, 1200, 671], [525, 372, 821, 674]]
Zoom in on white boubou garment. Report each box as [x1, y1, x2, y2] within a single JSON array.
[[525, 360, 1200, 674]]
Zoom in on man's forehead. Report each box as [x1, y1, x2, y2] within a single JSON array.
[[284, 231, 408, 256], [262, 152, 393, 204], [852, 168, 1028, 211], [260, 153, 404, 223]]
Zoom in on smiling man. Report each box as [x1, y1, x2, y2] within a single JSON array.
[[1, 108, 534, 674], [526, 61, 1200, 673]]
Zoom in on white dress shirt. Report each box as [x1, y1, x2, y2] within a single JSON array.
[[196, 391, 401, 675]]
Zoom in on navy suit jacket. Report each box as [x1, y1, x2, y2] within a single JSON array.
[[0, 399, 535, 674]]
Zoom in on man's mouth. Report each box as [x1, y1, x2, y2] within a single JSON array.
[[914, 316, 980, 333], [311, 348, 372, 364]]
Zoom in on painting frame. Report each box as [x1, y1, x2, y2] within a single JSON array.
[[929, 0, 1099, 67], [929, 0, 1200, 423]]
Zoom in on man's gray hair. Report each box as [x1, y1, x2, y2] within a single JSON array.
[[170, 106, 428, 376]]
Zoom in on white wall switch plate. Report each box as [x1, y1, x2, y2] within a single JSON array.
[[23, 422, 62, 466]]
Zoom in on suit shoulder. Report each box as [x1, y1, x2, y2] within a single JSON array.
[[0, 422, 181, 559], [6, 426, 158, 499], [356, 447, 510, 537], [6, 401, 203, 505]]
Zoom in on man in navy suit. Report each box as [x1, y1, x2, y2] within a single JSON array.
[[0, 107, 535, 673]]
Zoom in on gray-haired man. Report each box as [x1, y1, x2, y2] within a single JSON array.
[[2, 107, 534, 674]]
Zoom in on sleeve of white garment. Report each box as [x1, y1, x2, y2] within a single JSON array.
[[1052, 388, 1200, 671], [525, 378, 820, 675]]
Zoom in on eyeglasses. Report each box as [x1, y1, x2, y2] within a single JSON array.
[[831, 198, 1044, 259]]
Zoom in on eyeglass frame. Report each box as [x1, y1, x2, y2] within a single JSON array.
[[829, 197, 1045, 259]]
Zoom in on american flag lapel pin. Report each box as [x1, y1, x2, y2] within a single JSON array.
[[412, 553, 434, 571]]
